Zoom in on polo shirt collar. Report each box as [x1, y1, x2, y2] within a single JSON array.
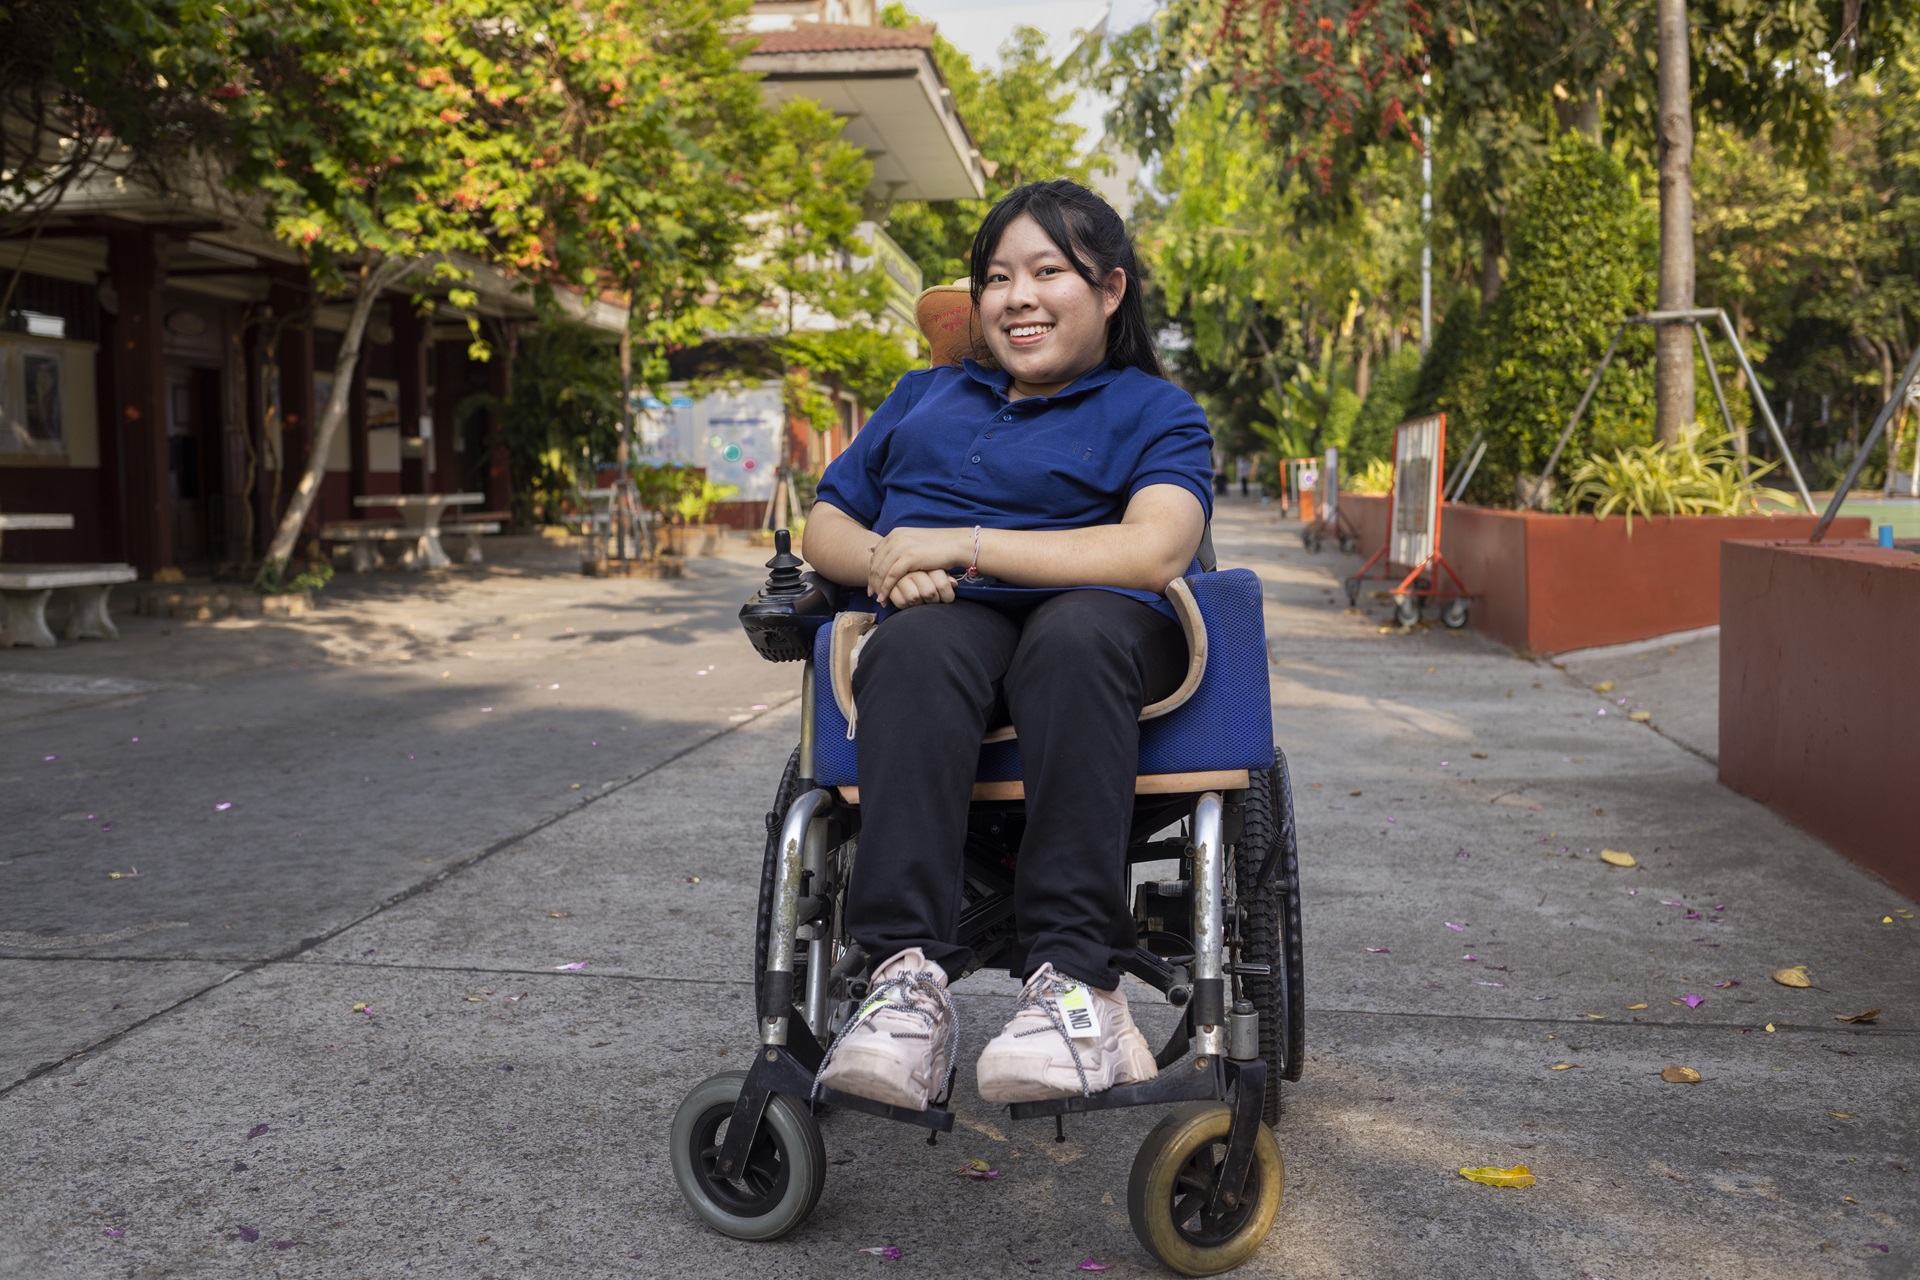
[[961, 357, 1123, 404]]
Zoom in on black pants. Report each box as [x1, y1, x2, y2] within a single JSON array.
[[845, 590, 1186, 990]]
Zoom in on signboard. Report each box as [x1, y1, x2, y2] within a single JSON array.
[[701, 386, 781, 503], [1319, 446, 1338, 522], [1389, 414, 1446, 571]]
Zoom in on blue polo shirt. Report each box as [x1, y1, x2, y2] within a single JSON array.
[[813, 358, 1214, 616]]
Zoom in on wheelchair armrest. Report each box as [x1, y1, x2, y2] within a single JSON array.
[[739, 530, 845, 663]]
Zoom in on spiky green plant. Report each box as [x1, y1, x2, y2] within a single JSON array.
[[1564, 425, 1788, 533], [1347, 456, 1397, 495]]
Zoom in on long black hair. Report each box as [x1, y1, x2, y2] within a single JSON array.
[[967, 179, 1166, 380]]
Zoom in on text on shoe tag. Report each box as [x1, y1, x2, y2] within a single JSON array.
[[1055, 984, 1103, 1040]]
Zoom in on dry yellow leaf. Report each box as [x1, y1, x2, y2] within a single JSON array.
[[1471, 751, 1488, 758], [1628, 710, 1652, 722], [1765, 1023, 1777, 1032], [1592, 680, 1616, 693], [1828, 1111, 1856, 1120], [1627, 1003, 1649, 1010], [1459, 1165, 1536, 1188], [1583, 1013, 1607, 1020], [1834, 1010, 1881, 1024], [1600, 849, 1637, 868], [1550, 1063, 1578, 1071], [1772, 967, 1812, 988], [1662, 1065, 1702, 1084]]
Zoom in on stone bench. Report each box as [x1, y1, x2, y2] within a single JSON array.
[[441, 511, 507, 564], [0, 563, 138, 647]]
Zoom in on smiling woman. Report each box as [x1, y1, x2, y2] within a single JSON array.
[[795, 180, 1221, 1114]]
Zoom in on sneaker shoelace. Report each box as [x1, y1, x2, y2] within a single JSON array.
[[812, 968, 959, 1104], [1009, 968, 1094, 1097]]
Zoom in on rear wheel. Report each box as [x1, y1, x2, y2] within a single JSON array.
[[1232, 754, 1303, 1124], [1441, 598, 1469, 629]]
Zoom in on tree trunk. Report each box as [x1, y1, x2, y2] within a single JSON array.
[[1355, 337, 1372, 401], [1654, 0, 1696, 445], [259, 256, 404, 580], [1479, 220, 1503, 306]]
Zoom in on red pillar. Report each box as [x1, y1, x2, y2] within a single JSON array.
[[393, 299, 430, 493], [484, 325, 512, 512], [105, 229, 171, 576], [268, 274, 316, 554], [432, 338, 462, 494]]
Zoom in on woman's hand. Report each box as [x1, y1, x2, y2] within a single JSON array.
[[886, 569, 956, 610], [867, 526, 972, 603]]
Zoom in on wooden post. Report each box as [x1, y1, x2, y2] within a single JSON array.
[[104, 228, 171, 576]]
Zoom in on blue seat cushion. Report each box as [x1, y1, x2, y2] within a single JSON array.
[[810, 568, 1274, 788]]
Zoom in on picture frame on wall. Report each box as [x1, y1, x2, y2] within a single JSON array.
[[0, 343, 70, 456]]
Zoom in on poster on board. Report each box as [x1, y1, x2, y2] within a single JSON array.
[[701, 386, 780, 503], [1390, 414, 1445, 571]]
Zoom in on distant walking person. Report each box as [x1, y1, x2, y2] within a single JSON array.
[[1236, 456, 1250, 498]]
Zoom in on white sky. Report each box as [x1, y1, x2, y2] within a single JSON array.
[[902, 0, 1163, 146]]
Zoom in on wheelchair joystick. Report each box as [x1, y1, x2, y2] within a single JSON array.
[[739, 528, 844, 663]]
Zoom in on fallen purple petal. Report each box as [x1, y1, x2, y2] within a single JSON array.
[[246, 1124, 269, 1140], [857, 1245, 903, 1260], [1365, 947, 1391, 953], [1534, 995, 1555, 1001], [1597, 708, 1608, 716], [237, 1226, 259, 1242], [270, 1241, 300, 1250], [1862, 1244, 1890, 1253], [1445, 921, 1466, 931], [43, 755, 56, 762], [1440, 760, 1450, 767], [1486, 964, 1509, 971], [1681, 994, 1705, 1008], [1660, 900, 1685, 907], [1077, 1260, 1111, 1272], [1387, 816, 1396, 823], [1475, 980, 1507, 988], [215, 802, 232, 811], [1713, 979, 1741, 988], [1684, 911, 1703, 920], [103, 1228, 125, 1238], [1462, 954, 1479, 962]]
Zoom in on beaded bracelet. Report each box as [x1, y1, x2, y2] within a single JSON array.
[[963, 525, 982, 582]]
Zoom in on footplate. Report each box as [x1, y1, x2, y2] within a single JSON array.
[[1006, 1054, 1227, 1121], [817, 1087, 957, 1133]]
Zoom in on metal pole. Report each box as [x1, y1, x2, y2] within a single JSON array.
[[1420, 103, 1433, 356], [1812, 340, 1920, 542], [1713, 310, 1814, 513], [1446, 431, 1483, 502], [617, 328, 632, 561], [1451, 438, 1488, 503], [1692, 320, 1739, 446], [1531, 324, 1626, 507]]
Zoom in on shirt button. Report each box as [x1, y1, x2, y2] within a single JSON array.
[[970, 454, 982, 464], [1001, 413, 1012, 421]]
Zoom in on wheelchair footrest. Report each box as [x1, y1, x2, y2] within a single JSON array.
[[1005, 1054, 1226, 1121], [817, 1087, 958, 1132]]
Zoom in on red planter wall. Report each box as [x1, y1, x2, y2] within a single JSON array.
[[1720, 540, 1920, 899], [1337, 493, 1868, 653]]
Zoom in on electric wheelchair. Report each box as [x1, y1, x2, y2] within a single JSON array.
[[669, 530, 1304, 1276]]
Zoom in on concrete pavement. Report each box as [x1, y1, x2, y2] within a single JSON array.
[[1, 505, 1914, 1279]]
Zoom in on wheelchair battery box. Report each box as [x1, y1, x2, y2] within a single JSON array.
[[1132, 880, 1190, 934]]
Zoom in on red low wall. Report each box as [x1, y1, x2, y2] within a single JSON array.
[[1337, 493, 1868, 653], [1720, 540, 1920, 899]]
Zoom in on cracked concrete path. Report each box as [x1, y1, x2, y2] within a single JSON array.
[[0, 502, 1913, 1279]]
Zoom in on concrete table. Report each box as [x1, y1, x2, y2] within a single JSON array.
[[0, 563, 138, 647], [349, 493, 483, 570]]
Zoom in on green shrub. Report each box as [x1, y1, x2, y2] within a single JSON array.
[[1346, 347, 1421, 470], [1564, 425, 1790, 532], [1443, 134, 1660, 504], [1347, 456, 1396, 494]]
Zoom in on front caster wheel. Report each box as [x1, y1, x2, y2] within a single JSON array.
[[671, 1071, 826, 1241], [1343, 578, 1360, 607], [1393, 594, 1421, 627], [1338, 535, 1357, 554], [1441, 598, 1470, 629], [1128, 1102, 1284, 1276]]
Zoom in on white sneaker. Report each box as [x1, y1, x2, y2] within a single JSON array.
[[975, 964, 1158, 1103], [813, 948, 958, 1111]]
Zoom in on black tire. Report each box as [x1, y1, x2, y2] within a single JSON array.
[[670, 1071, 826, 1241], [1338, 536, 1357, 554], [1307, 532, 1323, 553], [1234, 754, 1303, 1125], [752, 747, 806, 1013], [1343, 578, 1359, 607], [1127, 1101, 1284, 1276]]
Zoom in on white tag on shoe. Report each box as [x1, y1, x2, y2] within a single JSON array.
[[1054, 984, 1103, 1040]]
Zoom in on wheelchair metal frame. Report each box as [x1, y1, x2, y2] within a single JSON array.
[[715, 661, 1272, 1217]]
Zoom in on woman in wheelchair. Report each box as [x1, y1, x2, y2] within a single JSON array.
[[799, 179, 1215, 1109]]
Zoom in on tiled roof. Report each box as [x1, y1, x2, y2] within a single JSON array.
[[749, 23, 934, 54]]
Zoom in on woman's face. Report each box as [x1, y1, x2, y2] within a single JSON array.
[[978, 212, 1123, 398]]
